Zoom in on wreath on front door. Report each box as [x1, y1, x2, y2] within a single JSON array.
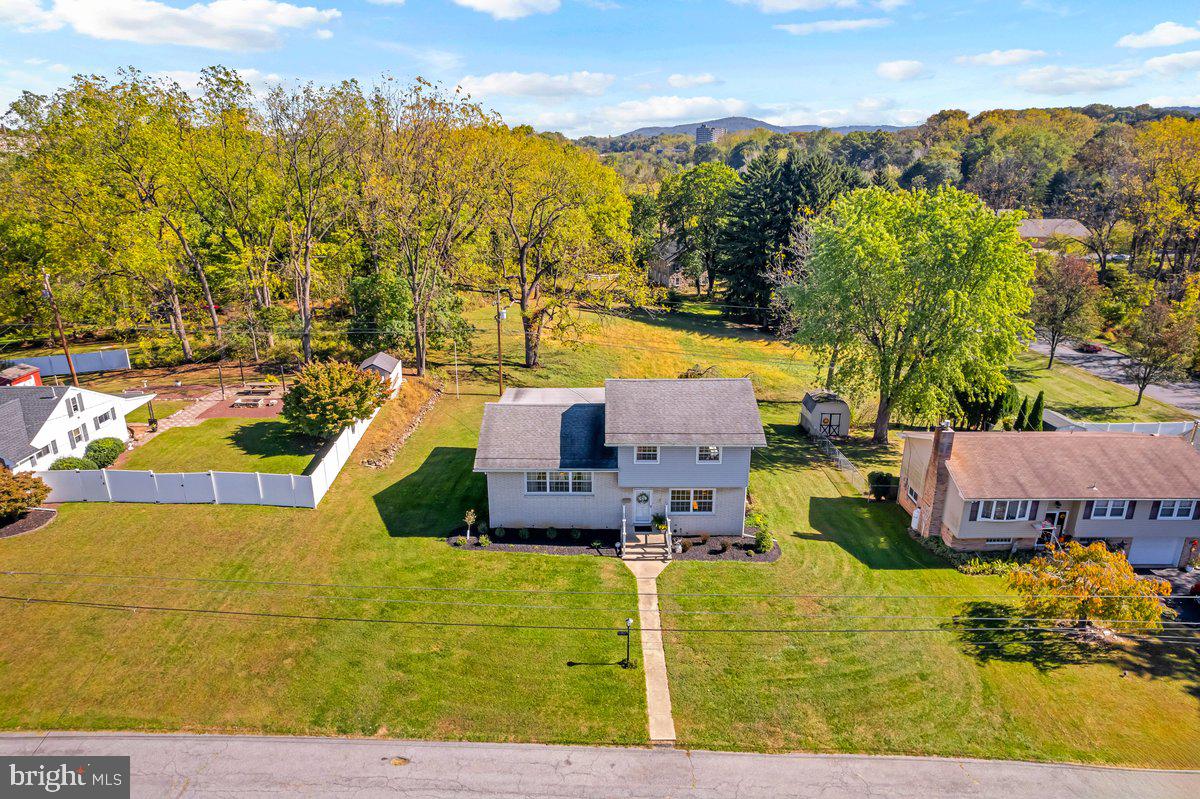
[[636, 492, 650, 504]]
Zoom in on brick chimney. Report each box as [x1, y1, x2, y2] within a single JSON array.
[[917, 422, 955, 542]]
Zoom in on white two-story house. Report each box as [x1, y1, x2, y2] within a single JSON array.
[[0, 385, 154, 473], [473, 378, 767, 537]]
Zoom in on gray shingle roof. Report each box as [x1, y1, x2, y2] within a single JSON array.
[[474, 401, 617, 471], [360, 352, 401, 375], [1018, 218, 1089, 240], [802, 391, 846, 411], [0, 385, 69, 467], [603, 378, 767, 447]]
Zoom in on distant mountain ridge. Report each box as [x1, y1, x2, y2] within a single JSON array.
[[620, 116, 908, 138]]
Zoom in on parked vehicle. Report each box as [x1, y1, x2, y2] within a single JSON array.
[[1075, 342, 1102, 354]]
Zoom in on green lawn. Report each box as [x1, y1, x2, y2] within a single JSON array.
[[124, 400, 191, 424], [1, 302, 1196, 764], [119, 418, 320, 475], [1009, 350, 1190, 423], [659, 402, 1200, 768]]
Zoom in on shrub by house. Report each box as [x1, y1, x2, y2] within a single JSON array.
[[282, 361, 391, 440]]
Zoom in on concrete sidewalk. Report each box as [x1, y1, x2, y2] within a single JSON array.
[[2, 733, 1196, 798], [624, 559, 676, 744]]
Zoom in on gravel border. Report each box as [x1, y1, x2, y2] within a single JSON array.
[[0, 508, 58, 539]]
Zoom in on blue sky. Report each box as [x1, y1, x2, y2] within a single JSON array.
[[1, 0, 1199, 136]]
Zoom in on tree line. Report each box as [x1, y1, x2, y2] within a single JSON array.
[[0, 68, 650, 376]]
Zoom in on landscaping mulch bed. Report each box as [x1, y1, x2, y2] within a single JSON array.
[[446, 528, 619, 557], [0, 508, 57, 539], [673, 535, 781, 563]]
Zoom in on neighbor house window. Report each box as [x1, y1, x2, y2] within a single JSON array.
[[66, 394, 83, 416], [906, 485, 919, 504], [67, 424, 88, 448], [635, 446, 659, 463], [525, 471, 593, 495], [33, 441, 58, 463], [93, 408, 116, 430], [1092, 500, 1128, 519], [697, 446, 721, 463], [978, 500, 1030, 522], [670, 488, 714, 514], [1158, 499, 1195, 520]]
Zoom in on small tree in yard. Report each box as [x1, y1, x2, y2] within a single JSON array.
[[1118, 301, 1197, 405], [1009, 541, 1171, 632], [0, 469, 50, 523], [282, 361, 391, 439], [1031, 253, 1099, 369], [1026, 391, 1045, 431]]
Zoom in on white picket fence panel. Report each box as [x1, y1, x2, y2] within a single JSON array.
[[36, 406, 379, 509]]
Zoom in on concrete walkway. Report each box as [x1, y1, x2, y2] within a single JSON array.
[[1027, 340, 1200, 414], [623, 559, 676, 745], [2, 733, 1196, 798]]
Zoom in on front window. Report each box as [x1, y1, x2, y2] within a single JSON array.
[[670, 488, 714, 514], [1092, 500, 1128, 520], [978, 499, 1030, 522], [525, 471, 593, 495], [67, 425, 88, 448], [93, 408, 115, 430], [1158, 499, 1195, 520], [635, 446, 659, 463], [697, 446, 721, 463]]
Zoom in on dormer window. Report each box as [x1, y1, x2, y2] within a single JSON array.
[[635, 446, 659, 463], [697, 446, 721, 463]]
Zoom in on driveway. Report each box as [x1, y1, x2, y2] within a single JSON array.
[[2, 733, 1197, 798], [1027, 340, 1200, 415]]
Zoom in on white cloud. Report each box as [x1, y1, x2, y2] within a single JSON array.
[[598, 95, 750, 128], [775, 18, 890, 35], [449, 0, 560, 20], [1015, 65, 1138, 95], [459, 70, 614, 98], [366, 0, 405, 4], [1117, 21, 1200, 49], [731, 0, 856, 12], [1146, 94, 1200, 107], [955, 49, 1045, 66], [873, 0, 907, 9], [666, 72, 718, 88], [2, 0, 341, 50], [876, 59, 927, 80], [154, 67, 284, 94], [378, 42, 465, 72], [1143, 49, 1200, 74], [762, 96, 920, 128]]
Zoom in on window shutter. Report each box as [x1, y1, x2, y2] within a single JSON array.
[[1150, 501, 1161, 520], [1192, 502, 1200, 521], [1083, 501, 1094, 520], [969, 502, 979, 522], [1125, 500, 1136, 520], [1029, 501, 1039, 520]]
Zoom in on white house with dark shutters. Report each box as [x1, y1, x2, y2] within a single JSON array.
[[473, 379, 767, 541], [898, 426, 1200, 568], [0, 385, 153, 473]]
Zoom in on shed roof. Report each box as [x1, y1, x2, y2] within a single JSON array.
[[909, 430, 1200, 500], [603, 378, 766, 447], [360, 352, 401, 375], [802, 391, 847, 412]]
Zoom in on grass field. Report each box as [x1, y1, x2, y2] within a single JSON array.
[[0, 302, 1196, 764], [118, 418, 320, 475], [1008, 350, 1189, 422]]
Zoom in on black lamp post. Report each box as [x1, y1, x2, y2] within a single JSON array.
[[621, 617, 634, 669]]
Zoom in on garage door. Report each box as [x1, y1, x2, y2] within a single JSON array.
[[1127, 537, 1185, 567]]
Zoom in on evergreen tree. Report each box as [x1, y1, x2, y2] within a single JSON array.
[[1014, 396, 1029, 430], [1027, 391, 1046, 431]]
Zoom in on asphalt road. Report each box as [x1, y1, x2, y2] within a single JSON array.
[[2, 733, 1197, 798], [1026, 340, 1200, 415]]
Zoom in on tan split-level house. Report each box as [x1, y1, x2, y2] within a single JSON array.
[[898, 426, 1200, 568]]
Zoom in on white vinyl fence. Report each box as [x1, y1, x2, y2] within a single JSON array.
[[36, 408, 379, 509], [1042, 408, 1199, 441], [6, 348, 131, 376]]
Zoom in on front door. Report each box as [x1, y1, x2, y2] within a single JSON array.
[[819, 412, 841, 437], [633, 490, 653, 524], [1037, 510, 1068, 548]]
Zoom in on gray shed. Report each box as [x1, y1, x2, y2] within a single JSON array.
[[799, 391, 850, 437], [360, 352, 403, 396]]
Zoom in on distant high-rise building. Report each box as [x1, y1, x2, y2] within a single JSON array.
[[695, 124, 727, 145]]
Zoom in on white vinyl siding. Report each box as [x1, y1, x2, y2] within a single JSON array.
[[696, 446, 721, 463], [978, 499, 1030, 522], [670, 488, 714, 514], [1157, 500, 1195, 520], [635, 446, 659, 463], [525, 471, 594, 495]]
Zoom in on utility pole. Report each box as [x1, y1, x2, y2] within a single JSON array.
[[42, 271, 78, 387], [216, 360, 226, 399], [495, 289, 505, 397]]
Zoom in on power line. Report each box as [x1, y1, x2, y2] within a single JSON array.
[[0, 594, 1194, 643]]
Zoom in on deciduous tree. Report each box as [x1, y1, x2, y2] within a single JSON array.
[[281, 360, 390, 439], [1031, 253, 1100, 368], [1118, 300, 1197, 405]]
